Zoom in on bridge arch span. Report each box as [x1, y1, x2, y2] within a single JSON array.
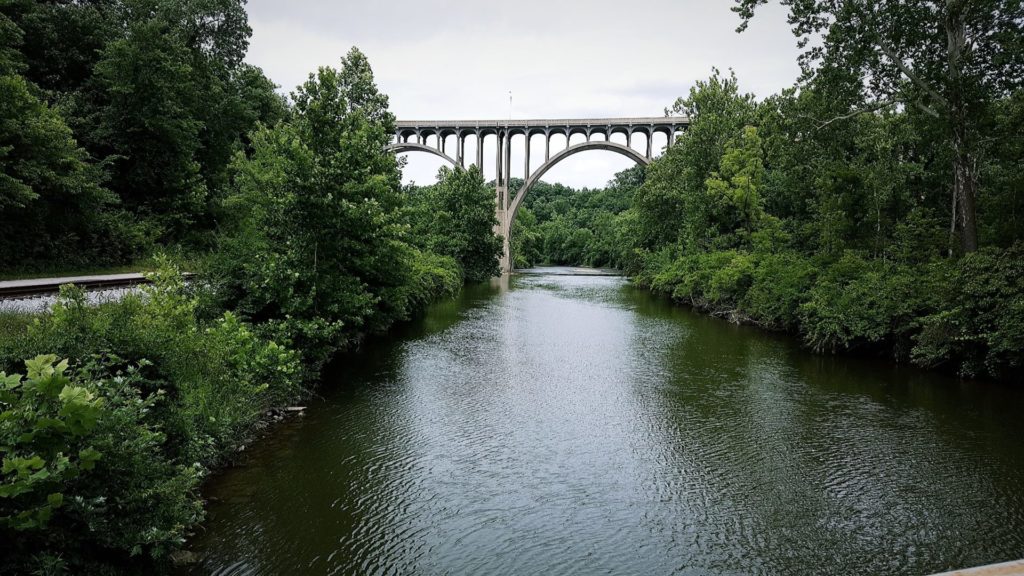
[[386, 142, 459, 168], [508, 140, 650, 222]]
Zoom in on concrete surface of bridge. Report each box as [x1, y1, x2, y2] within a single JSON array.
[[389, 117, 689, 273]]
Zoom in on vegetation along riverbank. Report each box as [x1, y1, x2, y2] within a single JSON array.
[[1, 0, 1022, 573], [0, 1, 499, 569]]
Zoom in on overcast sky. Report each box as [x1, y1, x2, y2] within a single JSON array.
[[244, 0, 801, 188]]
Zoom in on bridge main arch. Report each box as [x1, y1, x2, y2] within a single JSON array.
[[507, 140, 650, 224], [391, 117, 687, 273], [386, 142, 459, 168], [500, 140, 650, 272]]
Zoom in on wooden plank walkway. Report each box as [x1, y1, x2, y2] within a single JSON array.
[[930, 559, 1024, 575]]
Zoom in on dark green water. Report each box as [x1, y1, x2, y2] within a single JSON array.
[[188, 269, 1024, 575]]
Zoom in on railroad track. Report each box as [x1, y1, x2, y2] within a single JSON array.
[[0, 273, 155, 299]]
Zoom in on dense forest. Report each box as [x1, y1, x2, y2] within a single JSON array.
[[0, 2, 501, 573], [0, 0, 1022, 573], [510, 167, 642, 269]]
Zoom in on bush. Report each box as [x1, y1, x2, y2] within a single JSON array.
[[0, 355, 202, 573], [643, 249, 752, 310], [798, 252, 942, 355], [405, 165, 503, 282], [0, 264, 303, 464], [401, 249, 462, 312], [913, 243, 1024, 378], [707, 250, 755, 303], [741, 251, 816, 329]]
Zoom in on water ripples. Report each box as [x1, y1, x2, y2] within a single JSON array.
[[188, 271, 1024, 576]]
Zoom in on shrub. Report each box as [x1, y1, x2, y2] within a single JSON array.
[[707, 250, 755, 304], [0, 263, 303, 464], [798, 252, 940, 355], [741, 251, 816, 329], [402, 249, 462, 312], [0, 355, 202, 573], [913, 243, 1024, 378]]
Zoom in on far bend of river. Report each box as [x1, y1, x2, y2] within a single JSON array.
[[188, 268, 1024, 576]]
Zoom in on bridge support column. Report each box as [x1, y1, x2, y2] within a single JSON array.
[[391, 117, 689, 276], [494, 183, 512, 274]]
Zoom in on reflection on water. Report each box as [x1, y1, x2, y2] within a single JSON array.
[[187, 268, 1024, 576]]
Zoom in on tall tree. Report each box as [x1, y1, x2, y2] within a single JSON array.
[[733, 0, 1024, 252], [406, 165, 502, 282], [633, 69, 758, 251], [4, 0, 282, 243], [213, 48, 408, 365], [0, 12, 125, 268]]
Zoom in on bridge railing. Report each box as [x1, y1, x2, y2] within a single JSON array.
[[394, 117, 689, 129]]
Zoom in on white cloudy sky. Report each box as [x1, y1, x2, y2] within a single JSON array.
[[244, 0, 801, 188]]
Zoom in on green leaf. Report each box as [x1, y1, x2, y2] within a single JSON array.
[[78, 447, 102, 471], [47, 493, 63, 508]]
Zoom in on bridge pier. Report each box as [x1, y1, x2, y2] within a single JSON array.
[[494, 185, 512, 273], [389, 117, 690, 275]]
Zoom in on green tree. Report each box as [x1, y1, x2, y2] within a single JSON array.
[[407, 165, 502, 282], [212, 48, 409, 368], [633, 69, 758, 251], [0, 72, 127, 267], [89, 17, 208, 237], [4, 0, 283, 246], [704, 126, 766, 239], [733, 0, 1024, 252]]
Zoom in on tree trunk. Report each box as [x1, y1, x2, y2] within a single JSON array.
[[951, 122, 979, 252], [947, 0, 979, 252]]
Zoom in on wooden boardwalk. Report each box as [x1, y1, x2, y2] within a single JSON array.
[[930, 560, 1024, 575]]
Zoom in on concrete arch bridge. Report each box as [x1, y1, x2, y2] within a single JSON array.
[[390, 117, 689, 273]]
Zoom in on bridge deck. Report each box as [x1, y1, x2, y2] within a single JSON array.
[[396, 117, 687, 129]]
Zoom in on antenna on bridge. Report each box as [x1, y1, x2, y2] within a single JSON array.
[[508, 90, 512, 123]]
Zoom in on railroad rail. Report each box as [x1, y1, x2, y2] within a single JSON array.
[[0, 273, 155, 299]]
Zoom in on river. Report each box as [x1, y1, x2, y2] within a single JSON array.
[[186, 268, 1024, 575]]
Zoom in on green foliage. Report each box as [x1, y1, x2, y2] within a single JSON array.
[[704, 126, 766, 241], [406, 165, 502, 282], [0, 0, 284, 267], [2, 262, 303, 464], [797, 253, 939, 355], [0, 71, 148, 269], [741, 251, 816, 329], [0, 354, 203, 573], [402, 248, 463, 310], [633, 69, 758, 251], [619, 68, 1023, 380], [209, 48, 458, 371], [735, 0, 1024, 252], [510, 165, 644, 269], [0, 257, 306, 572], [914, 244, 1024, 379]]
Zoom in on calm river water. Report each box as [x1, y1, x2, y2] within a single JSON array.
[[188, 269, 1024, 576]]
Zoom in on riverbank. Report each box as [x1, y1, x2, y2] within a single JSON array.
[[0, 257, 464, 574], [631, 244, 1024, 384], [516, 266, 621, 276]]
